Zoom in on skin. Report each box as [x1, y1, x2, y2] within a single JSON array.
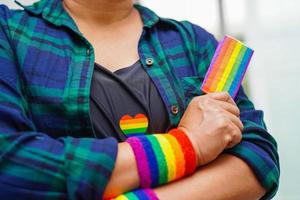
[[62, 0, 267, 199], [63, 0, 143, 71], [154, 153, 265, 200]]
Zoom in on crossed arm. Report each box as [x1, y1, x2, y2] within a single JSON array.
[[103, 89, 279, 200], [103, 144, 265, 200], [154, 153, 265, 200]]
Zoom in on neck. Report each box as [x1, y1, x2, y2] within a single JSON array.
[[62, 0, 134, 26]]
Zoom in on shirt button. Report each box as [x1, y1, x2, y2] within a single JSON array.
[[86, 48, 91, 56], [171, 105, 179, 115], [145, 58, 154, 66]]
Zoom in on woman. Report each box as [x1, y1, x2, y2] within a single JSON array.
[[0, 0, 279, 199]]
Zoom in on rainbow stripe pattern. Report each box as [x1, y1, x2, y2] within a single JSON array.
[[201, 35, 254, 98], [112, 188, 159, 200], [119, 114, 149, 137], [126, 128, 197, 188]]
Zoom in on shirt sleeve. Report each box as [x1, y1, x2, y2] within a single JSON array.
[[189, 22, 280, 200], [224, 87, 280, 200], [0, 5, 118, 200]]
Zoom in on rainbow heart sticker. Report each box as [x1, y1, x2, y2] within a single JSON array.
[[119, 113, 149, 137]]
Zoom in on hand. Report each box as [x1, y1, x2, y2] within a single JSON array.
[[178, 92, 243, 166]]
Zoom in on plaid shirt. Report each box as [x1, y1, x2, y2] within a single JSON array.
[[0, 0, 279, 199]]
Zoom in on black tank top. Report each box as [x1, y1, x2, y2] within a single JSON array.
[[90, 60, 171, 142]]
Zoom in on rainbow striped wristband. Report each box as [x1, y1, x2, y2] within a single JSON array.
[[126, 128, 197, 188], [111, 189, 159, 200]]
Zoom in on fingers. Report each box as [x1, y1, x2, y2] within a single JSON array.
[[226, 123, 242, 148], [217, 101, 240, 117], [225, 111, 244, 131], [195, 93, 244, 149], [207, 92, 236, 106], [199, 97, 240, 117], [224, 112, 243, 148]]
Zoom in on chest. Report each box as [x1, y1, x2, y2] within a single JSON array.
[[15, 24, 200, 138], [91, 34, 140, 71], [79, 22, 143, 72]]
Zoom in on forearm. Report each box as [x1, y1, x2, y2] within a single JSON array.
[[154, 153, 266, 200], [103, 142, 139, 199], [104, 128, 198, 199]]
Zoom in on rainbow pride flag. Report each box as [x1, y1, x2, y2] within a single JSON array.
[[201, 35, 254, 98]]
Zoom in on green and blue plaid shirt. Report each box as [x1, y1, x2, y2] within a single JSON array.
[[0, 0, 279, 199]]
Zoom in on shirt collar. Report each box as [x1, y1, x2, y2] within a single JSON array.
[[14, 0, 160, 30], [134, 4, 160, 29], [15, 0, 79, 32]]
